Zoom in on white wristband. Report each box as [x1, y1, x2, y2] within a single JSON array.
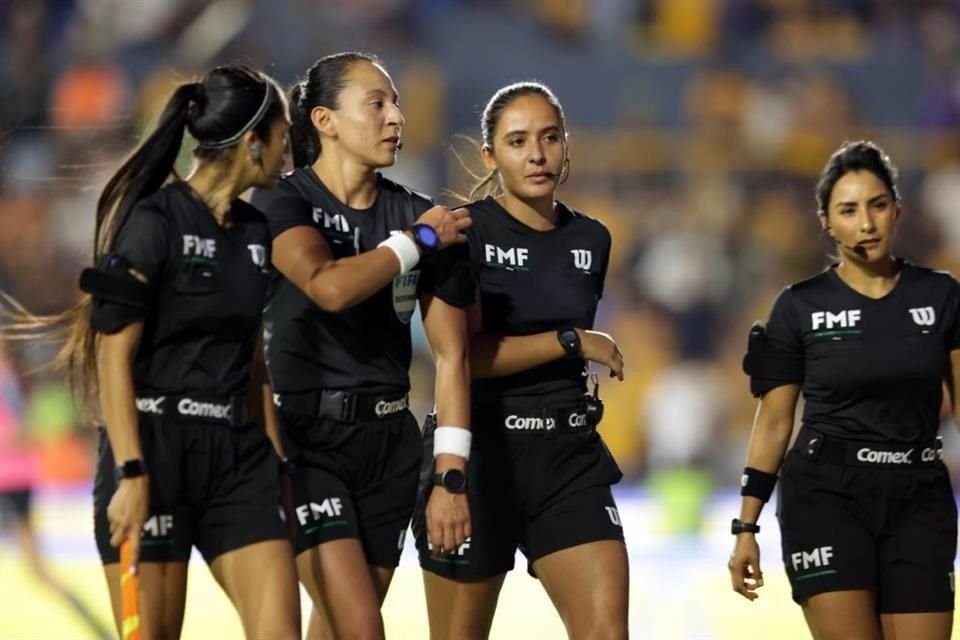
[[433, 426, 472, 460], [377, 233, 420, 275]]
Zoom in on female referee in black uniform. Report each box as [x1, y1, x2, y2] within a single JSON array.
[[730, 141, 959, 640], [250, 52, 473, 640], [63, 65, 299, 638], [413, 82, 629, 640]]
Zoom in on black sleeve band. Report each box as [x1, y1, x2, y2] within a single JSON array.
[[742, 321, 803, 397], [80, 255, 155, 334], [78, 255, 152, 309], [740, 466, 778, 502]]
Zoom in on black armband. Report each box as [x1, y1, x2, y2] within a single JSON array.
[[740, 467, 777, 502], [741, 321, 803, 397], [79, 255, 154, 334], [79, 254, 152, 308]]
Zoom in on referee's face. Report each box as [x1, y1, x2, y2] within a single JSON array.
[[327, 61, 404, 169], [484, 94, 566, 202], [825, 170, 898, 262]]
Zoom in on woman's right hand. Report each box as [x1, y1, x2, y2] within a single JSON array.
[[578, 329, 625, 380], [107, 476, 150, 567], [729, 533, 764, 601], [415, 206, 472, 249]]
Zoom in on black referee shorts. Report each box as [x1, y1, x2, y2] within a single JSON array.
[[414, 401, 624, 581], [777, 429, 957, 613], [279, 407, 422, 568], [94, 415, 288, 566]]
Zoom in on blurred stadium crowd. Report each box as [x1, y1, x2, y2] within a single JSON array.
[[4, 0, 960, 527]]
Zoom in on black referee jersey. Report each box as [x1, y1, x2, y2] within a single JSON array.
[[100, 182, 271, 395], [251, 168, 472, 395], [763, 260, 960, 443], [436, 196, 612, 404]]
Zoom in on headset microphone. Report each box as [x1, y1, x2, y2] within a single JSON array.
[[851, 244, 868, 258], [826, 226, 869, 258], [841, 242, 868, 258], [396, 141, 403, 151]]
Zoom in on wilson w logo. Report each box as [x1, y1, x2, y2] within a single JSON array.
[[909, 307, 936, 326], [571, 249, 592, 270]]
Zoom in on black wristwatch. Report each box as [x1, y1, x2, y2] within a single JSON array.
[[731, 518, 760, 535], [115, 459, 148, 482], [556, 328, 581, 359], [433, 469, 467, 494], [410, 223, 440, 253]]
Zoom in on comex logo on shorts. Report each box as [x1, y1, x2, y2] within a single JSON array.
[[177, 398, 231, 420], [374, 397, 409, 417], [855, 447, 940, 464], [504, 412, 588, 431], [505, 415, 555, 431], [136, 397, 166, 415]]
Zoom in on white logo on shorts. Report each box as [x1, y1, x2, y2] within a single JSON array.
[[177, 398, 231, 420], [791, 546, 834, 572], [375, 397, 409, 417], [427, 536, 472, 556], [856, 447, 913, 464], [504, 415, 555, 431], [142, 514, 174, 537], [295, 498, 344, 526], [605, 506, 621, 527], [136, 396, 166, 415], [568, 412, 588, 428]]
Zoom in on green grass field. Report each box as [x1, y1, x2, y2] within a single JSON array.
[[1, 488, 956, 639]]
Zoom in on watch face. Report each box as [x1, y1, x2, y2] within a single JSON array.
[[442, 469, 467, 492], [414, 224, 440, 250]]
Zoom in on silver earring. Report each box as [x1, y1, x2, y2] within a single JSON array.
[[250, 142, 262, 161]]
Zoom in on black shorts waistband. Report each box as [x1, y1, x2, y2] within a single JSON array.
[[486, 401, 593, 436], [794, 429, 943, 468], [135, 393, 248, 427], [275, 390, 409, 423]]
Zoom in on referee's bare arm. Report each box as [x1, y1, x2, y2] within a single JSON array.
[[421, 293, 471, 553], [947, 350, 960, 429], [98, 321, 149, 566], [729, 384, 799, 601]]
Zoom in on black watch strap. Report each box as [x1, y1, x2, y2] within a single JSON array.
[[557, 328, 581, 359], [731, 518, 760, 535], [115, 459, 148, 482]]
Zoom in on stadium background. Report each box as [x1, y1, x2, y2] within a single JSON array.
[[3, 1, 960, 638]]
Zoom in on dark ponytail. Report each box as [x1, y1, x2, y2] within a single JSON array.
[[2, 64, 286, 422], [289, 52, 379, 167], [94, 83, 196, 259]]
